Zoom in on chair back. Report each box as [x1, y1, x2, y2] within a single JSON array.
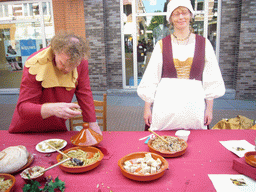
[[69, 93, 107, 131]]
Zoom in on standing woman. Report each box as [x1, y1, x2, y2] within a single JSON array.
[[137, 0, 225, 131], [9, 31, 102, 134]]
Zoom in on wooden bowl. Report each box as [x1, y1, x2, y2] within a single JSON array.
[[118, 152, 169, 181], [148, 136, 187, 158], [56, 146, 104, 173], [245, 151, 256, 168], [0, 173, 16, 192]]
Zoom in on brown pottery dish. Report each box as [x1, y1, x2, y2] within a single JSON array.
[[0, 173, 16, 192], [118, 152, 169, 181], [245, 151, 256, 168], [56, 146, 104, 173], [148, 136, 187, 157]]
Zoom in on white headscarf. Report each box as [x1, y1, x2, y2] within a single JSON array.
[[166, 0, 195, 23]]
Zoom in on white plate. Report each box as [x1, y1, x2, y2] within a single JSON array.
[[36, 139, 67, 153]]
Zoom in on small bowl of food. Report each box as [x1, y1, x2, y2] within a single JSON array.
[[0, 173, 16, 192], [148, 136, 187, 157], [56, 146, 104, 173], [20, 166, 45, 182], [118, 152, 168, 181], [175, 130, 190, 142], [245, 151, 256, 168]]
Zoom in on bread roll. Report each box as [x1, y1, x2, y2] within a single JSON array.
[[0, 145, 29, 173]]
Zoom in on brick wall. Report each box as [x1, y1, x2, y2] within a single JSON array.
[[52, 0, 86, 38], [220, 0, 256, 100], [83, 0, 122, 91], [235, 0, 256, 100], [83, 0, 107, 91], [219, 0, 239, 89], [104, 0, 123, 89]]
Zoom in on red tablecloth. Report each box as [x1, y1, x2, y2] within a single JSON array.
[[0, 130, 255, 192]]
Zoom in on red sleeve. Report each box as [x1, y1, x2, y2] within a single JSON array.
[[16, 66, 43, 120], [75, 60, 97, 122]]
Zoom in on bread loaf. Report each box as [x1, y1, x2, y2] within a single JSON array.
[[0, 145, 29, 173]]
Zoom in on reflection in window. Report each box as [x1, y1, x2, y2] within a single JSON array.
[[141, 0, 167, 13], [197, 2, 204, 11]]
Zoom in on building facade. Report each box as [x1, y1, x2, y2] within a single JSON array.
[[0, 0, 255, 100], [219, 0, 256, 100]]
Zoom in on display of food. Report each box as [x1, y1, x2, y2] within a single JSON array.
[[0, 145, 29, 173], [36, 139, 67, 153], [123, 153, 162, 175], [0, 176, 13, 192], [150, 136, 186, 153], [20, 166, 45, 180], [60, 149, 100, 167], [118, 152, 169, 181]]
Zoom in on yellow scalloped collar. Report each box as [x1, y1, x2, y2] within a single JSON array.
[[25, 47, 78, 91]]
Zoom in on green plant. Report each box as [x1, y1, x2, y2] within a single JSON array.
[[22, 176, 65, 192]]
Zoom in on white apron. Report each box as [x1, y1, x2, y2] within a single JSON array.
[[150, 78, 207, 130]]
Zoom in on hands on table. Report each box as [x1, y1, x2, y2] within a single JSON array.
[[89, 122, 102, 135]]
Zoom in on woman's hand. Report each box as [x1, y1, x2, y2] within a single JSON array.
[[89, 122, 102, 135], [204, 99, 213, 126], [41, 102, 82, 119], [204, 109, 213, 126], [144, 102, 152, 126]]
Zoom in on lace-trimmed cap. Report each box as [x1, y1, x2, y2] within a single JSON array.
[[25, 47, 78, 91], [166, 0, 195, 23]]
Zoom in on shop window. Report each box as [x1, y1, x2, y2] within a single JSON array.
[[0, 1, 54, 89]]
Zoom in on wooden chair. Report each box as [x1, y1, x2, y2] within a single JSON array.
[[69, 93, 107, 131]]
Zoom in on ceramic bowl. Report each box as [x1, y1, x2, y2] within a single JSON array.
[[118, 152, 169, 181], [245, 151, 256, 168], [175, 130, 190, 142], [56, 146, 104, 173], [148, 136, 187, 158], [70, 127, 103, 147], [20, 166, 45, 182], [0, 173, 16, 192]]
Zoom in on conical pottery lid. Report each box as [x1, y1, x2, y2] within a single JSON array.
[[70, 123, 103, 147]]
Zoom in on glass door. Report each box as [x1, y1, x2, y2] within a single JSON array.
[[0, 1, 54, 90], [121, 0, 169, 88]]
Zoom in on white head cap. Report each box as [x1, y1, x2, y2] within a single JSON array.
[[166, 0, 195, 23]]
